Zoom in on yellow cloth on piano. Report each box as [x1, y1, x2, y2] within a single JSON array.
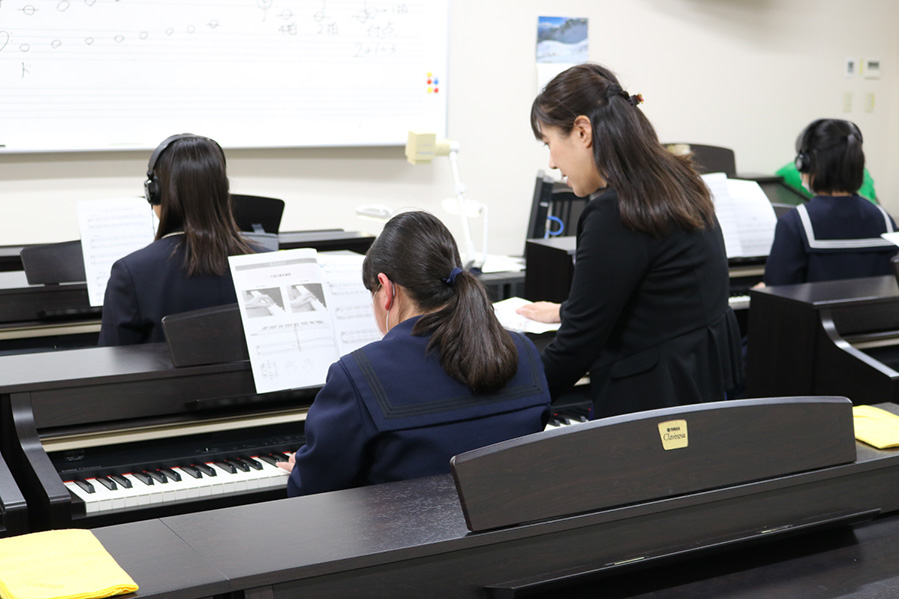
[[853, 405, 899, 449], [0, 529, 138, 599]]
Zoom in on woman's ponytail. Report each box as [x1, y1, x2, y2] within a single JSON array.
[[362, 211, 518, 394], [416, 269, 518, 394]]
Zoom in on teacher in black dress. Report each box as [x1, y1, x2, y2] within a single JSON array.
[[517, 63, 743, 417]]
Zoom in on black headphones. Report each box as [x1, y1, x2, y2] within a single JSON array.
[[794, 119, 862, 174], [144, 134, 226, 206], [144, 134, 194, 206]]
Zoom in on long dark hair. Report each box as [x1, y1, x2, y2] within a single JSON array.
[[362, 211, 518, 394], [530, 63, 715, 237], [153, 135, 254, 276], [795, 119, 865, 195]]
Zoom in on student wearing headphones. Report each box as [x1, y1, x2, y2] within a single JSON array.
[[98, 134, 257, 345], [279, 211, 551, 497], [516, 63, 742, 418], [764, 119, 897, 286]]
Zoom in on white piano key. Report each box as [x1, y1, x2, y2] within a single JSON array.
[[121, 473, 153, 507], [64, 480, 100, 514]]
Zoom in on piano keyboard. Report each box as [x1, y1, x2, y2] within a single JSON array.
[[43, 410, 307, 520], [545, 403, 592, 430], [63, 453, 292, 515]]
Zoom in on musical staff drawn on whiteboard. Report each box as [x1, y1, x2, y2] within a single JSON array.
[[0, 0, 448, 151]]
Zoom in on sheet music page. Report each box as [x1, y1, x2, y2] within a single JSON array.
[[726, 179, 778, 257], [702, 173, 744, 258], [317, 253, 382, 356], [230, 249, 338, 394], [492, 297, 561, 334], [76, 198, 156, 306]]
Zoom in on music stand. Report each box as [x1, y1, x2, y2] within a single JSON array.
[[665, 143, 737, 178], [231, 194, 285, 234], [19, 240, 86, 285]]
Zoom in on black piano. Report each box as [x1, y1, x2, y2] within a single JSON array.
[[0, 229, 375, 354], [748, 275, 899, 402], [0, 270, 99, 353], [38, 398, 899, 597], [0, 340, 318, 531]]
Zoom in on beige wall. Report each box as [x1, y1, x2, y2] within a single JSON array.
[[1, 0, 896, 255]]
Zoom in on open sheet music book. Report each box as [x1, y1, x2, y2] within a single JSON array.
[[702, 173, 778, 259], [229, 249, 382, 394]]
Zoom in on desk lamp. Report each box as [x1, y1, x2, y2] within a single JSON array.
[[405, 131, 486, 270]]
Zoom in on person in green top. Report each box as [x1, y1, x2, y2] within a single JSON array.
[[776, 158, 877, 204]]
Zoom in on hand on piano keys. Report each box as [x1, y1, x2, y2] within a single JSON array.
[[63, 453, 292, 515], [276, 452, 296, 473]]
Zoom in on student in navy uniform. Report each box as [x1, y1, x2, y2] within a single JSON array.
[[98, 134, 257, 346], [764, 119, 897, 286], [280, 211, 551, 497], [516, 63, 742, 418]]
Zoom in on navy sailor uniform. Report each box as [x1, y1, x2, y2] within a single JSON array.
[[287, 316, 551, 497], [764, 195, 897, 286], [98, 235, 239, 346]]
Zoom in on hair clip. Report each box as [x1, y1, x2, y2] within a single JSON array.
[[628, 93, 644, 107]]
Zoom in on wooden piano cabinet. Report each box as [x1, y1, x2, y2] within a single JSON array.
[[92, 519, 231, 598], [0, 451, 28, 537], [11, 400, 894, 597], [748, 276, 899, 403], [2, 392, 72, 531], [85, 401, 893, 598], [0, 343, 315, 532]]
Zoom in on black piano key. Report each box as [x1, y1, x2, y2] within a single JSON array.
[[271, 452, 290, 462], [240, 456, 263, 470], [214, 461, 237, 474], [132, 472, 154, 486], [193, 463, 217, 477], [145, 470, 168, 484], [159, 467, 182, 482], [227, 459, 250, 473], [257, 455, 280, 467], [109, 474, 132, 488], [74, 478, 95, 494], [181, 465, 202, 479], [95, 476, 117, 491]]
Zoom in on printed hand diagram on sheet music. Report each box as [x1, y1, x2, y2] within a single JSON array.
[[229, 249, 380, 393]]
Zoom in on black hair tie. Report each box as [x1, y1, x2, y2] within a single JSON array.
[[442, 267, 463, 286]]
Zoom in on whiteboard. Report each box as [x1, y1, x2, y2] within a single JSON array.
[[0, 0, 449, 152]]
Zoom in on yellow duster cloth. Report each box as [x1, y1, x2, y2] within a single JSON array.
[[0, 529, 138, 599], [853, 405, 899, 449]]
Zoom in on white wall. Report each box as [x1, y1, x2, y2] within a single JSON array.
[[1, 0, 896, 256]]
